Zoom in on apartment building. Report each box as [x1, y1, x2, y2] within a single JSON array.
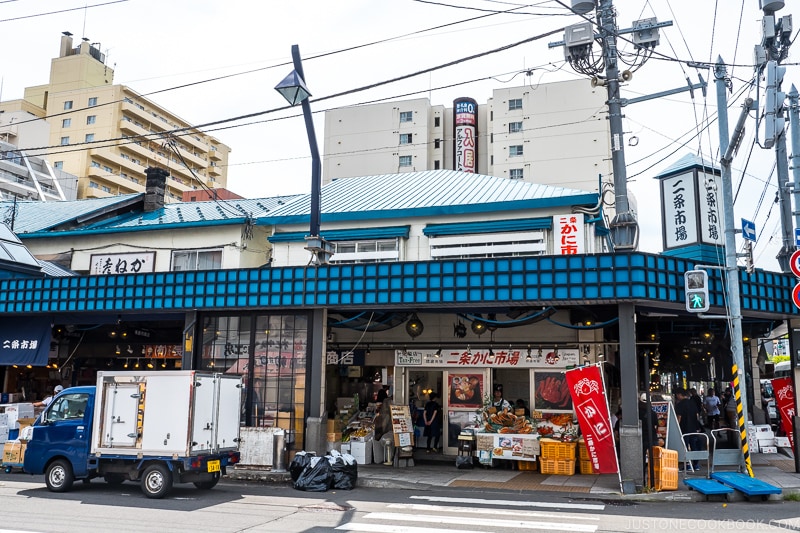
[[0, 33, 230, 202], [0, 140, 78, 203], [323, 79, 612, 194]]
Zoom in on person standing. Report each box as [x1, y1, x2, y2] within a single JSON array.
[[703, 388, 721, 430], [423, 392, 442, 453], [675, 388, 702, 470], [33, 384, 63, 410], [491, 384, 511, 411], [689, 388, 704, 430]]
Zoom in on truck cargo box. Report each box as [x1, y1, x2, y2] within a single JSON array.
[[91, 371, 241, 457]]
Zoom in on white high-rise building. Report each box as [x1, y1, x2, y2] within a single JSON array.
[[323, 79, 612, 194]]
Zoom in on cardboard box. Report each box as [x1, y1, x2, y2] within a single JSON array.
[[759, 446, 778, 454], [754, 425, 774, 440], [340, 443, 351, 455], [757, 437, 776, 447], [326, 419, 336, 433], [2, 440, 26, 464], [0, 425, 8, 444], [326, 432, 342, 443], [775, 436, 791, 448], [350, 440, 373, 465]]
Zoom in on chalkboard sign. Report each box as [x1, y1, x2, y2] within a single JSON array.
[[390, 404, 415, 447]]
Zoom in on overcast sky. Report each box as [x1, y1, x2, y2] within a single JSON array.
[[1, 0, 795, 272]]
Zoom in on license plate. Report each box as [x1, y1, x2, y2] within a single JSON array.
[[207, 460, 220, 473]]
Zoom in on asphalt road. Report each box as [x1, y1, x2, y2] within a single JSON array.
[[0, 473, 798, 532]]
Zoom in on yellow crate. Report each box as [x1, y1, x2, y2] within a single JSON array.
[[651, 446, 678, 470], [517, 460, 537, 471], [579, 458, 598, 475], [652, 466, 678, 491], [539, 458, 576, 475], [578, 438, 590, 461], [540, 439, 577, 461]]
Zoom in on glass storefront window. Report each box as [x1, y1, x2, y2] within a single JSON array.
[[200, 313, 308, 448]]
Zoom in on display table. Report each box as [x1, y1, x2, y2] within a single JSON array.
[[475, 431, 540, 461]]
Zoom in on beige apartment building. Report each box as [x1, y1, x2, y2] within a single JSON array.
[[323, 79, 612, 194], [1, 33, 230, 202]]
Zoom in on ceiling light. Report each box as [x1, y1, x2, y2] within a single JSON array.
[[406, 313, 424, 338]]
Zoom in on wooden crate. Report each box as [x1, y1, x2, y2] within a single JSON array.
[[517, 460, 537, 471], [540, 439, 577, 461], [539, 457, 576, 475], [579, 458, 598, 474]]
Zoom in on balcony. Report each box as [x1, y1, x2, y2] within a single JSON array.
[[119, 117, 152, 139], [87, 167, 145, 194], [90, 147, 145, 175], [121, 101, 158, 128], [208, 165, 222, 177], [209, 147, 223, 161], [176, 147, 207, 169], [177, 131, 209, 154]]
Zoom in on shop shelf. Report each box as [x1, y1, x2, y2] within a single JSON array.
[[579, 458, 598, 474], [517, 460, 537, 471], [539, 457, 576, 475], [540, 438, 577, 461]]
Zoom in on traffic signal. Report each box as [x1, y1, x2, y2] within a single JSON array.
[[685, 270, 710, 313]]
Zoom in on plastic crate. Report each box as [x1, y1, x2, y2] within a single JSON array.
[[540, 439, 577, 461], [579, 459, 598, 474], [540, 457, 576, 475], [652, 466, 678, 491], [578, 438, 590, 461], [517, 460, 537, 471], [650, 446, 678, 491], [651, 446, 678, 470]]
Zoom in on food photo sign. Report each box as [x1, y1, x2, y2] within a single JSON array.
[[534, 371, 573, 411], [448, 373, 483, 409]]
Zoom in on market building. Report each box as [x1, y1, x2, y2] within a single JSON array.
[[0, 165, 797, 484]]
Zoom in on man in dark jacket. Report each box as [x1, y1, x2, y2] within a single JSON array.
[[675, 388, 702, 469]]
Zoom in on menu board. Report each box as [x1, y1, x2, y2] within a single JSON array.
[[475, 432, 539, 461], [390, 405, 415, 447]]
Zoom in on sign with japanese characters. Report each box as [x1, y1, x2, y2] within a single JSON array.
[[394, 348, 579, 368], [0, 317, 51, 366], [553, 213, 585, 255], [89, 252, 155, 275], [660, 169, 722, 249], [564, 365, 618, 474], [771, 377, 795, 449], [453, 97, 478, 173]]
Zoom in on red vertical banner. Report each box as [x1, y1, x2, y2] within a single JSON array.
[[565, 365, 619, 474], [771, 377, 795, 448]]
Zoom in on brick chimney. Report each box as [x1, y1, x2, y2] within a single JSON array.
[[144, 167, 169, 212]]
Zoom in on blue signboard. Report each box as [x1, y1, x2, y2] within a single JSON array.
[[795, 227, 800, 248], [0, 317, 51, 366], [741, 218, 756, 242]]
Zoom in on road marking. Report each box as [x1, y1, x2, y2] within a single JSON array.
[[388, 503, 600, 521], [335, 524, 488, 533], [362, 512, 597, 532], [409, 495, 605, 511]]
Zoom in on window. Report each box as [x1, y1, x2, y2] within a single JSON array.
[[101, 186, 111, 193], [434, 117, 441, 127], [45, 392, 89, 422], [509, 145, 523, 156], [399, 155, 412, 167], [434, 139, 441, 149], [63, 101, 73, 110], [85, 134, 95, 142], [331, 239, 400, 263], [60, 136, 70, 146], [89, 181, 99, 188], [400, 111, 413, 123], [509, 168, 524, 180], [434, 160, 440, 169], [509, 121, 523, 133], [508, 98, 522, 110], [62, 118, 71, 128], [87, 115, 96, 125], [400, 133, 412, 144], [53, 161, 63, 169], [88, 97, 98, 107], [172, 249, 223, 271], [103, 165, 113, 173], [90, 161, 101, 168]]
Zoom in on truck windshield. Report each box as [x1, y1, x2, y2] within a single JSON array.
[[45, 393, 89, 422]]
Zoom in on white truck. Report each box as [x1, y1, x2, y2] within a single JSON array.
[[24, 371, 242, 498]]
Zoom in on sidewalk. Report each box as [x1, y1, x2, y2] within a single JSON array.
[[227, 450, 800, 502]]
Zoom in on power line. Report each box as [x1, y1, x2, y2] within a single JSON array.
[[0, 0, 128, 23]]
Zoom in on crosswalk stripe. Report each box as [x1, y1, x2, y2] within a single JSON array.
[[362, 511, 598, 532], [410, 495, 605, 511], [335, 523, 489, 533], [388, 503, 600, 521]]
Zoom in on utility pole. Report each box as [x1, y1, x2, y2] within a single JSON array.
[[716, 58, 755, 476]]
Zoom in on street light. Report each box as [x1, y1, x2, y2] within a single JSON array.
[[275, 44, 332, 264]]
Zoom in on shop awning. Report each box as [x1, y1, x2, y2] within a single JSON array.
[[0, 317, 51, 366]]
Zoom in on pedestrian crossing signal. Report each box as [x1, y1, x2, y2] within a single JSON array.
[[685, 269, 709, 313]]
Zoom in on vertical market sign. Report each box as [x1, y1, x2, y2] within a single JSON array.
[[565, 365, 619, 474], [771, 377, 795, 448], [453, 97, 477, 173], [553, 213, 585, 255]]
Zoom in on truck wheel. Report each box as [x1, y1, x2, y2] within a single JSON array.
[[104, 473, 125, 485], [141, 463, 172, 499], [45, 460, 74, 493], [193, 472, 220, 490]]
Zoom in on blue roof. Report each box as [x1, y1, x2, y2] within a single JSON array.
[[6, 194, 302, 238], [263, 170, 598, 225]]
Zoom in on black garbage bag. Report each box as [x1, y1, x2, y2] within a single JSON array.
[[329, 453, 358, 490], [294, 456, 333, 492], [289, 451, 314, 482], [455, 455, 474, 469]]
